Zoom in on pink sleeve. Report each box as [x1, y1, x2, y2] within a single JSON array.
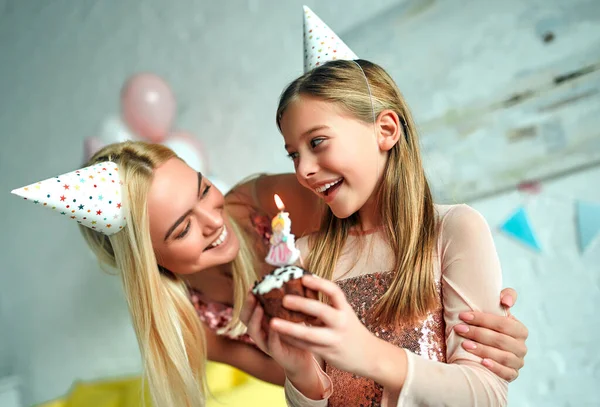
[[396, 205, 508, 406], [284, 357, 333, 407]]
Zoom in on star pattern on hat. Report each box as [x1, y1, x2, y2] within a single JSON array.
[[11, 162, 127, 236]]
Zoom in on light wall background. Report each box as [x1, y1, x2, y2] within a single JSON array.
[[0, 0, 598, 405]]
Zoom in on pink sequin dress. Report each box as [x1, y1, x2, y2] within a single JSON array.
[[189, 288, 255, 344], [285, 205, 508, 407], [326, 272, 445, 406]]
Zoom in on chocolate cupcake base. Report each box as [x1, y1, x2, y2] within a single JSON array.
[[252, 265, 319, 324]]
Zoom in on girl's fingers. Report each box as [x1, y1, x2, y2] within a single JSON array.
[[270, 317, 334, 347], [301, 275, 348, 310], [279, 332, 318, 351], [282, 295, 338, 327]]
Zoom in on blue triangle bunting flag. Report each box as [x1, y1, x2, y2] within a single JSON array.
[[576, 200, 600, 252], [500, 206, 541, 252]]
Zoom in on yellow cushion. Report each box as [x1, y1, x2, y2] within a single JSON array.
[[65, 376, 151, 407], [206, 361, 250, 393], [36, 363, 286, 407], [36, 400, 66, 407], [205, 362, 285, 406], [207, 375, 285, 407]]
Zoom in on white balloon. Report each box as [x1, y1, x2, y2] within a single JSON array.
[[163, 139, 206, 173], [99, 116, 136, 144]]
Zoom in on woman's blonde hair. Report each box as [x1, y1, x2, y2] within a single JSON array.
[[80, 141, 257, 406], [276, 60, 438, 324]]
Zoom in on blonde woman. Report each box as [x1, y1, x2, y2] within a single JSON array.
[[13, 141, 528, 406]]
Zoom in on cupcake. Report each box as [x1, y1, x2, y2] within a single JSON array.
[[252, 265, 319, 324]]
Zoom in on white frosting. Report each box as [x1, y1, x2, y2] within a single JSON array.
[[252, 265, 306, 295]]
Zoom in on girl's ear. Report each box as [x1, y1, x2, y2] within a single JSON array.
[[376, 110, 402, 152]]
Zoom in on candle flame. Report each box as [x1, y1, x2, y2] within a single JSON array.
[[274, 194, 285, 211]]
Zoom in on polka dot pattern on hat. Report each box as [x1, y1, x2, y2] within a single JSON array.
[[303, 5, 358, 73], [11, 161, 126, 236]]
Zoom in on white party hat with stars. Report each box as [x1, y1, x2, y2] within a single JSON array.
[[11, 162, 126, 236], [303, 5, 358, 73]]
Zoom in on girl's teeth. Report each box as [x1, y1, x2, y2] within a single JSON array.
[[316, 179, 342, 193], [210, 226, 227, 247]]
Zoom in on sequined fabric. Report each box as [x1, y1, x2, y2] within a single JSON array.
[[326, 272, 446, 407], [189, 288, 254, 344]]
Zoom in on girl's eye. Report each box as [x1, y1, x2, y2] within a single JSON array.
[[310, 138, 324, 149], [202, 184, 211, 197], [287, 152, 299, 160], [175, 221, 191, 239]]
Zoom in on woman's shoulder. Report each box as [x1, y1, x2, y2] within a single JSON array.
[[226, 173, 301, 213], [228, 173, 321, 237], [225, 173, 268, 207], [224, 173, 272, 223]]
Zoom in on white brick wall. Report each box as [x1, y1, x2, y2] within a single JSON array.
[[471, 166, 600, 407]]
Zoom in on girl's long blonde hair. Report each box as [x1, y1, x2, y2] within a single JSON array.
[[80, 141, 258, 406], [277, 60, 438, 324]]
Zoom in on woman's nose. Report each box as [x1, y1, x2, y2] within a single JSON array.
[[196, 206, 224, 235]]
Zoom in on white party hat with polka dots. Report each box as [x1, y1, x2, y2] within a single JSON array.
[[11, 161, 127, 236], [303, 5, 358, 73]]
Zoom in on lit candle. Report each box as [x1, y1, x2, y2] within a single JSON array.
[[265, 194, 301, 266]]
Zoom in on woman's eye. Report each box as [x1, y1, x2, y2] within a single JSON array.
[[287, 152, 299, 160], [202, 184, 211, 197], [176, 221, 191, 239]]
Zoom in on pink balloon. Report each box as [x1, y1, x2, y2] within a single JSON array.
[[83, 136, 106, 162], [121, 73, 176, 143]]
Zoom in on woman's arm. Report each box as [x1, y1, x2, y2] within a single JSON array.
[[454, 291, 528, 382], [204, 323, 286, 385]]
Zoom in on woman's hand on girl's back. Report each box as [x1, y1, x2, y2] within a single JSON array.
[[453, 287, 529, 382]]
